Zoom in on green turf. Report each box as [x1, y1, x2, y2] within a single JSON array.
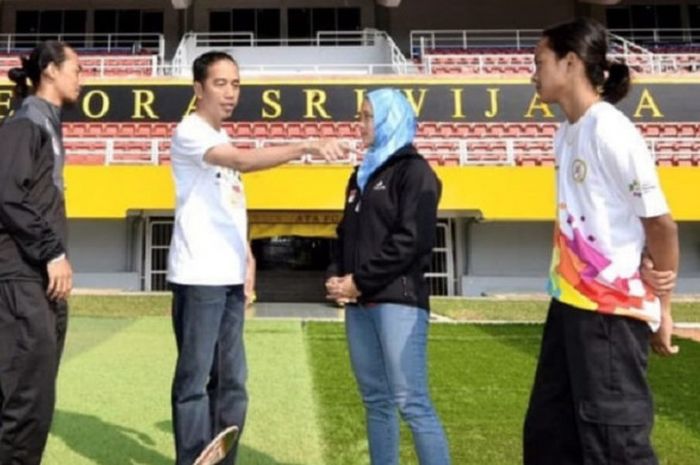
[[44, 317, 174, 465], [431, 297, 700, 323], [67, 294, 700, 323], [44, 317, 324, 465], [34, 296, 700, 465], [306, 322, 700, 465], [68, 295, 171, 318]]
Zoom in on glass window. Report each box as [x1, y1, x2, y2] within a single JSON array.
[[338, 8, 361, 31], [39, 11, 62, 35], [689, 4, 700, 43], [606, 8, 631, 32], [16, 10, 88, 47], [231, 9, 255, 33], [288, 8, 311, 40], [256, 9, 280, 42], [288, 7, 361, 43], [140, 11, 163, 48], [64, 10, 87, 46], [312, 8, 336, 36], [94, 10, 117, 33], [210, 11, 231, 33], [15, 10, 39, 46]]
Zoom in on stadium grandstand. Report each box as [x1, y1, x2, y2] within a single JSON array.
[[1, 0, 699, 300]]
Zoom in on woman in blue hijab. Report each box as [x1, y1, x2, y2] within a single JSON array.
[[326, 88, 451, 465]]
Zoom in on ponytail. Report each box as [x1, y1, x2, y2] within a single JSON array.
[[543, 18, 633, 104], [8, 59, 31, 98], [5, 40, 68, 100], [601, 62, 631, 104]]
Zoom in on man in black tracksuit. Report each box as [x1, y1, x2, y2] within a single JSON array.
[[0, 41, 81, 465]]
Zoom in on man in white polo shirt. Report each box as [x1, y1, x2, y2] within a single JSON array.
[[167, 51, 347, 465]]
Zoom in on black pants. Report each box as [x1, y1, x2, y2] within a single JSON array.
[[0, 281, 68, 465], [524, 299, 657, 465]]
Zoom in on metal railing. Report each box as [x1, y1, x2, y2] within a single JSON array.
[[647, 137, 700, 161], [186, 29, 385, 48], [78, 55, 160, 78], [421, 53, 535, 75], [410, 29, 655, 60], [0, 33, 165, 60], [171, 29, 415, 76], [608, 31, 653, 56], [610, 28, 700, 46], [420, 51, 700, 75], [235, 63, 410, 76], [63, 135, 699, 166], [410, 29, 542, 59], [63, 136, 542, 166], [0, 54, 161, 78]]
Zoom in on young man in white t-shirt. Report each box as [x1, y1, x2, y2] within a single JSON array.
[[167, 51, 347, 465], [524, 19, 680, 465]]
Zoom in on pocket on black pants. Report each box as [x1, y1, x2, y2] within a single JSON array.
[[578, 398, 657, 465]]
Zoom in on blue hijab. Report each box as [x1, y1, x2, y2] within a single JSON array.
[[356, 88, 417, 191]]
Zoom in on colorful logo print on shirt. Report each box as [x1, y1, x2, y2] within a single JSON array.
[[548, 211, 657, 322]]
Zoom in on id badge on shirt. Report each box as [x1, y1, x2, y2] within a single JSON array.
[[217, 168, 246, 210]]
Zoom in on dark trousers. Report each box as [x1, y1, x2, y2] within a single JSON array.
[[170, 284, 248, 465], [524, 299, 657, 465], [0, 281, 68, 465]]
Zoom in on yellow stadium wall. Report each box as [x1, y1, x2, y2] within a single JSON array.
[[64, 165, 700, 221]]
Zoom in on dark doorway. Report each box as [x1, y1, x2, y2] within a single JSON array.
[[252, 236, 334, 302]]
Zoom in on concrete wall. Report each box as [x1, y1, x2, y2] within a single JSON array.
[[461, 220, 700, 296], [67, 219, 141, 291], [219, 43, 392, 73], [461, 221, 551, 296], [678, 222, 700, 279]]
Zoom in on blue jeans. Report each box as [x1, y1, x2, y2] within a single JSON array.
[[171, 284, 248, 465], [345, 303, 451, 465]]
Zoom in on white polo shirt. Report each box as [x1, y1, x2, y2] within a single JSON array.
[[167, 113, 248, 286], [547, 101, 670, 330]]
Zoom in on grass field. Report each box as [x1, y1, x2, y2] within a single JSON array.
[[38, 296, 700, 465], [68, 294, 700, 322]]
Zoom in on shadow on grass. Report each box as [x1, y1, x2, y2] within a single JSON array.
[[52, 410, 171, 465], [155, 419, 304, 465], [474, 322, 700, 439]]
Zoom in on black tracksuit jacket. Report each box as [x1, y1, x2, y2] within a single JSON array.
[[330, 144, 441, 311], [0, 96, 67, 282]]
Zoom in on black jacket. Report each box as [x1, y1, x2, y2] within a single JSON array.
[[330, 144, 441, 311], [0, 97, 67, 281]]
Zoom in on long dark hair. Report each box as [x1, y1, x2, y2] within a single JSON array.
[[7, 40, 70, 99], [543, 17, 631, 104]]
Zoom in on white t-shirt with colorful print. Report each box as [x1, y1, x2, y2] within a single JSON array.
[[547, 101, 669, 330]]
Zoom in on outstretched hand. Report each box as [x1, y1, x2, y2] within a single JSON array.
[[305, 139, 353, 162]]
